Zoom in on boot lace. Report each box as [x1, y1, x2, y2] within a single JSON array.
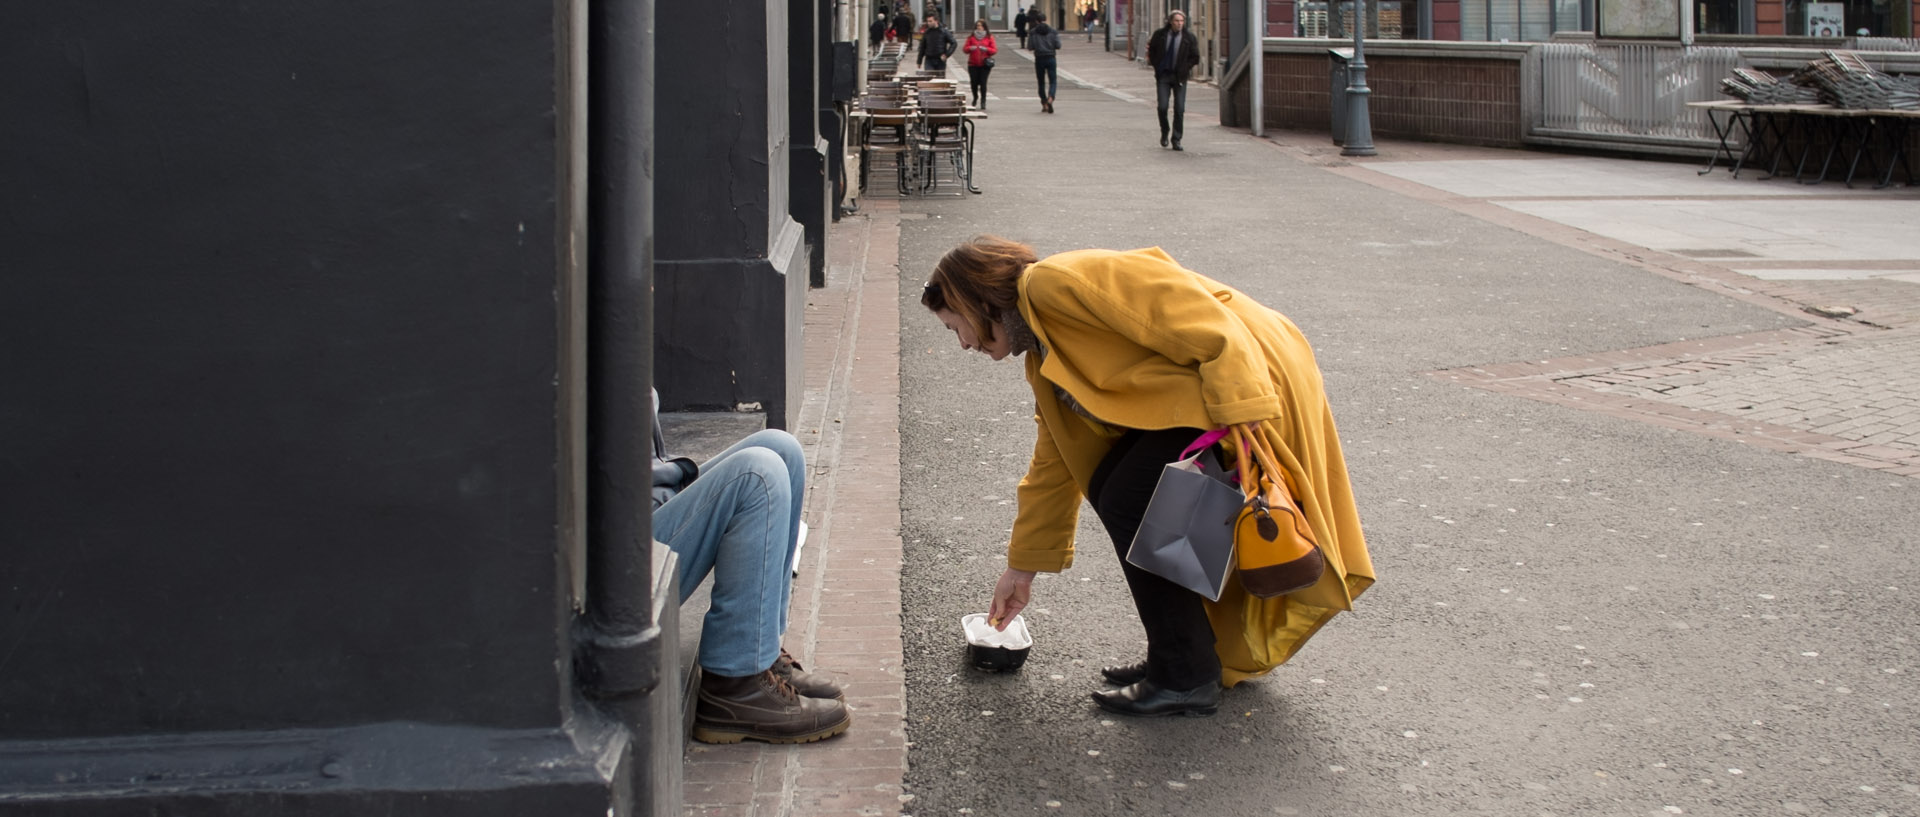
[[764, 668, 801, 702]]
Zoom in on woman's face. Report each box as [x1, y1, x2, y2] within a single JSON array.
[[936, 309, 1012, 361], [976, 22, 989, 34]]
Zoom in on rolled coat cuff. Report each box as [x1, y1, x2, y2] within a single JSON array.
[[1008, 548, 1073, 573], [1208, 394, 1283, 426]]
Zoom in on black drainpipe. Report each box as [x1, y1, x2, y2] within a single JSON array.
[[576, 0, 660, 726]]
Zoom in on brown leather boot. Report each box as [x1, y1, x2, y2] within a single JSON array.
[[692, 668, 851, 745], [773, 648, 845, 700]]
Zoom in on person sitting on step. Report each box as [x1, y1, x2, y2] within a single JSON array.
[[652, 390, 851, 744]]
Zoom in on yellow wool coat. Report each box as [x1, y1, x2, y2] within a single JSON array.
[[1008, 247, 1375, 686]]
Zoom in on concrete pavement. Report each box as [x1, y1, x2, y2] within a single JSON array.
[[1329, 147, 1920, 474], [688, 35, 1919, 817]]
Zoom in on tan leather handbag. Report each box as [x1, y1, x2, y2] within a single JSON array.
[[1228, 424, 1326, 598]]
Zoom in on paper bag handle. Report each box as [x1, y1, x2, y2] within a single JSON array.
[[1178, 428, 1232, 461]]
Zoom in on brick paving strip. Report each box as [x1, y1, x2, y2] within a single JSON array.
[[682, 200, 909, 817], [1382, 188, 1920, 478], [1241, 137, 1920, 479], [1427, 317, 1920, 478]]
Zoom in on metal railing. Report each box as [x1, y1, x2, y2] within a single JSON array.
[[1535, 42, 1743, 143], [1845, 36, 1920, 52]]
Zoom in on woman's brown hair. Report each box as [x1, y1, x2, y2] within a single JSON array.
[[921, 235, 1038, 346]]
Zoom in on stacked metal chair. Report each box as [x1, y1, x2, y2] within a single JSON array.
[[1720, 68, 1822, 104], [1791, 51, 1920, 110]]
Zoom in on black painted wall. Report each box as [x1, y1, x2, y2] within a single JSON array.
[[789, 0, 830, 289], [654, 0, 808, 429], [0, 0, 576, 745]]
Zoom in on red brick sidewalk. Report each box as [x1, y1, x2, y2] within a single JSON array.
[[682, 200, 910, 817]]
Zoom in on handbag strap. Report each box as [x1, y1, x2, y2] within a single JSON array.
[[1178, 427, 1231, 461], [1229, 423, 1287, 501]]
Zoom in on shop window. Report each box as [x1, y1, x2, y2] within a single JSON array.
[[1461, 0, 1559, 38], [1784, 0, 1891, 33], [1303, 0, 1412, 36], [1693, 0, 1744, 32]]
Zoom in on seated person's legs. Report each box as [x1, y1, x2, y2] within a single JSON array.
[[654, 429, 848, 744], [666, 431, 805, 585]]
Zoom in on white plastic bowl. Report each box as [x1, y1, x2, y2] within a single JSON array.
[[960, 613, 1032, 671]]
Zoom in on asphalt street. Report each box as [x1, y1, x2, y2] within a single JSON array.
[[890, 38, 1920, 817]]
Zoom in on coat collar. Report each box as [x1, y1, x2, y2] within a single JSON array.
[[1014, 265, 1062, 383]]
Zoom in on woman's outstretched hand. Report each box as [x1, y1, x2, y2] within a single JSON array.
[[989, 567, 1037, 631]]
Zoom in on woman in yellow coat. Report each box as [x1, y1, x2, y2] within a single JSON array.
[[922, 236, 1374, 717]]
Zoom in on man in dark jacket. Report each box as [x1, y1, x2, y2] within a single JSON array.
[[1014, 8, 1029, 43], [1145, 10, 1201, 150], [892, 9, 917, 43], [1027, 11, 1061, 111], [917, 14, 957, 71], [870, 12, 890, 52]]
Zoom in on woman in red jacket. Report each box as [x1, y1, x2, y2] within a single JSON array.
[[963, 19, 998, 110]]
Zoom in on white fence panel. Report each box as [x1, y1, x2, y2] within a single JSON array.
[[1537, 42, 1744, 141]]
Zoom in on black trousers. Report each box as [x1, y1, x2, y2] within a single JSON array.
[[1155, 74, 1188, 142], [967, 65, 992, 101], [1033, 55, 1058, 101], [1086, 426, 1221, 689]]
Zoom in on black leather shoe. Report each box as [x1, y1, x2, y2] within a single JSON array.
[[1171, 141, 1184, 152], [1091, 679, 1222, 718], [1100, 661, 1147, 686], [1160, 132, 1169, 147]]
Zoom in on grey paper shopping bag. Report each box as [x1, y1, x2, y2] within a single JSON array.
[[1125, 440, 1243, 602]]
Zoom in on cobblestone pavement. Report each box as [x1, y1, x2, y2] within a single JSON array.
[[1259, 132, 1920, 477], [1573, 328, 1920, 449], [1430, 323, 1920, 477]]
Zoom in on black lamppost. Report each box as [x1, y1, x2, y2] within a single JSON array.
[[1340, 0, 1376, 156]]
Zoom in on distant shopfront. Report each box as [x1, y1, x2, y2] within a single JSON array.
[[1262, 0, 1910, 39]]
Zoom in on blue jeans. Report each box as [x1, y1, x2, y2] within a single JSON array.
[[654, 429, 806, 677], [1034, 55, 1058, 101]]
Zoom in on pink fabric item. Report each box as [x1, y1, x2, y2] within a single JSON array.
[[1178, 428, 1231, 461]]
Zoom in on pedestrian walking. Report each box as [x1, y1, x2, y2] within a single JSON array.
[[1084, 4, 1099, 41], [918, 14, 957, 72], [870, 12, 891, 53], [1146, 10, 1201, 150], [1027, 12, 1061, 113], [919, 237, 1375, 718], [1014, 8, 1030, 44], [650, 391, 853, 744], [963, 19, 998, 109], [892, 8, 916, 44]]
